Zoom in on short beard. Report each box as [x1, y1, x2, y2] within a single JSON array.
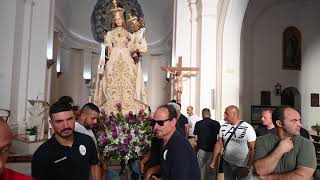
[[282, 125, 300, 136]]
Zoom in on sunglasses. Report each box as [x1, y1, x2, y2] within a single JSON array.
[[153, 118, 171, 126]]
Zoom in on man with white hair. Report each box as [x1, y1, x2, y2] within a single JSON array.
[[168, 102, 189, 138]]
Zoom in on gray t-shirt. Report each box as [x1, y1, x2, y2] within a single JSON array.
[[75, 122, 97, 146], [254, 133, 317, 173]]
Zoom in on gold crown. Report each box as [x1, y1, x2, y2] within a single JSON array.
[[127, 13, 144, 32], [110, 0, 125, 17]]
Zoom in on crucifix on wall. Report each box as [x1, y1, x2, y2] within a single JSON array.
[[161, 56, 199, 103]]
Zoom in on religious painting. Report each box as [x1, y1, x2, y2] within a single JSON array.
[[311, 93, 319, 107], [282, 26, 301, 70], [251, 106, 277, 125], [260, 91, 271, 105]]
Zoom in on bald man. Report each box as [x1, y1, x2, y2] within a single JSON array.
[[0, 118, 34, 180], [210, 105, 256, 180]]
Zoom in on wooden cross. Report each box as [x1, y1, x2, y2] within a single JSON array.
[[161, 56, 199, 103]]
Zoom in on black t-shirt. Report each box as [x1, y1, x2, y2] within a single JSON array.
[[255, 125, 276, 137], [193, 118, 220, 152], [32, 132, 99, 180], [176, 114, 188, 137], [160, 131, 201, 180], [146, 137, 163, 169]]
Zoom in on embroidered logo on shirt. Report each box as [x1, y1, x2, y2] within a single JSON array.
[[79, 145, 86, 156]]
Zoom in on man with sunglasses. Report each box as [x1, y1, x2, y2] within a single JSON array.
[[151, 104, 200, 180]]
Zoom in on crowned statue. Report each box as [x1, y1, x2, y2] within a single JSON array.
[[94, 0, 148, 115]]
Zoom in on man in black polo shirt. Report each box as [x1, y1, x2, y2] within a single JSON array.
[[168, 102, 189, 138], [194, 108, 220, 180], [32, 101, 101, 180], [152, 104, 200, 180]]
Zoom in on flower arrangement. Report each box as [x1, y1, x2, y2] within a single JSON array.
[[93, 103, 154, 163]]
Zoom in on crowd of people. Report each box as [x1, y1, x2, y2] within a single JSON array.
[[1, 98, 318, 180], [1, 1, 317, 180]]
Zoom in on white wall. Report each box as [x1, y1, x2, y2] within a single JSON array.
[[0, 0, 16, 109], [220, 0, 249, 119], [241, 0, 320, 129], [50, 48, 88, 106]]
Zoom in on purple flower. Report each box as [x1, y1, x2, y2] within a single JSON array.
[[111, 121, 117, 127], [101, 133, 107, 145], [127, 134, 132, 141], [125, 114, 130, 122], [148, 117, 154, 123], [123, 138, 129, 144], [113, 118, 120, 125], [112, 131, 118, 138], [139, 108, 144, 115], [104, 119, 110, 125], [121, 125, 127, 132], [137, 117, 142, 124], [110, 111, 115, 116], [100, 109, 106, 115], [134, 129, 139, 135], [116, 102, 122, 111], [123, 146, 129, 153]]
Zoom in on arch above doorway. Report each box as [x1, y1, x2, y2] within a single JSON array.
[[281, 87, 301, 111]]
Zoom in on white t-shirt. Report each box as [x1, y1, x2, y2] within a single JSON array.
[[75, 122, 97, 146], [187, 114, 201, 136], [219, 121, 256, 167]]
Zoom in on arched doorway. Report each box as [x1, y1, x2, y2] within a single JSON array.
[[281, 87, 301, 111]]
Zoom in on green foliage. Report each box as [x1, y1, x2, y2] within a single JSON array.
[[28, 126, 38, 135]]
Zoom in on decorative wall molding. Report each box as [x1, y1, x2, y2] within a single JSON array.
[[54, 17, 100, 52], [54, 16, 171, 55], [216, 0, 230, 119]]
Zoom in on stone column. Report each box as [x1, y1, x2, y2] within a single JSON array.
[[173, 0, 192, 113], [198, 0, 218, 118], [184, 0, 201, 115], [10, 0, 54, 133]]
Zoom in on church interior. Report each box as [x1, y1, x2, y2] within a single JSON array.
[[1, 0, 320, 178]]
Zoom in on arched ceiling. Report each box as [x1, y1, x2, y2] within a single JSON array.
[[55, 0, 173, 48]]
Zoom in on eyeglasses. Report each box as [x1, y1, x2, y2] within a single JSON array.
[[153, 118, 171, 126]]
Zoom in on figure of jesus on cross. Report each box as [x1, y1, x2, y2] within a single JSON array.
[[161, 56, 199, 103]]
